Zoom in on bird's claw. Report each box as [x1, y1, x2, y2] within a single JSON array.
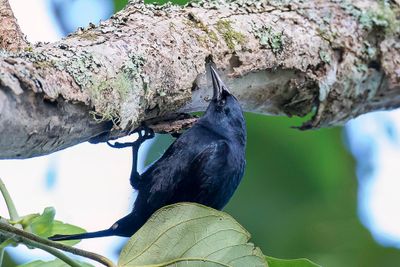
[[108, 126, 154, 149], [135, 126, 155, 140], [107, 141, 135, 149]]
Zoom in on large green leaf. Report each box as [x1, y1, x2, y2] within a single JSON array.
[[266, 256, 321, 267], [118, 203, 267, 267], [17, 258, 94, 267]]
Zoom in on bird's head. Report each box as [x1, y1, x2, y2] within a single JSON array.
[[201, 66, 246, 140]]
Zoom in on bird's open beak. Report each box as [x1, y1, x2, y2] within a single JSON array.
[[210, 65, 230, 101]]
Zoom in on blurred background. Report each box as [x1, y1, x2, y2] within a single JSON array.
[[1, 0, 400, 266]]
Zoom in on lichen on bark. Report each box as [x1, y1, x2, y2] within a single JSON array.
[[0, 0, 399, 158]]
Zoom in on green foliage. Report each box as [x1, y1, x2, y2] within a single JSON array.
[[0, 178, 88, 266], [119, 203, 266, 267], [29, 207, 56, 237], [146, 113, 400, 266], [222, 114, 400, 266], [17, 207, 85, 246], [49, 221, 86, 246], [1, 175, 321, 267], [114, 0, 129, 12], [25, 207, 56, 237], [18, 259, 94, 267], [113, 0, 190, 11], [266, 256, 321, 267], [0, 195, 323, 267]]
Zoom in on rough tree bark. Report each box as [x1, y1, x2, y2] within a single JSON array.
[[0, 0, 27, 52], [0, 0, 399, 159]]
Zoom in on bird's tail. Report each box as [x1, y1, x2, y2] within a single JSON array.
[[49, 209, 146, 241], [48, 228, 114, 241]]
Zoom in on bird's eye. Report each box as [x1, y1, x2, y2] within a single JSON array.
[[214, 99, 226, 112]]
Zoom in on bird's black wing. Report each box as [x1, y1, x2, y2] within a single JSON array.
[[139, 139, 229, 208], [182, 140, 238, 209]]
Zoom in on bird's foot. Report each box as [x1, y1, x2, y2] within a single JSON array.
[[107, 125, 154, 149]]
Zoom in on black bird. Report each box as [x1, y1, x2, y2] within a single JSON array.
[[50, 66, 246, 240]]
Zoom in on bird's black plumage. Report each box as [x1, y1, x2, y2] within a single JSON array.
[[49, 66, 246, 241]]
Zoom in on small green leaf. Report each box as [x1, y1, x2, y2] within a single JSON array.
[[17, 258, 94, 267], [266, 256, 321, 267], [18, 213, 41, 227], [19, 207, 86, 246], [30, 207, 56, 237], [50, 220, 85, 236], [118, 202, 267, 267], [0, 238, 16, 249], [49, 220, 86, 246]]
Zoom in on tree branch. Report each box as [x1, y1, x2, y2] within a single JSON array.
[[0, 178, 19, 220], [0, 222, 116, 267], [0, 0, 28, 51], [0, 0, 399, 158]]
